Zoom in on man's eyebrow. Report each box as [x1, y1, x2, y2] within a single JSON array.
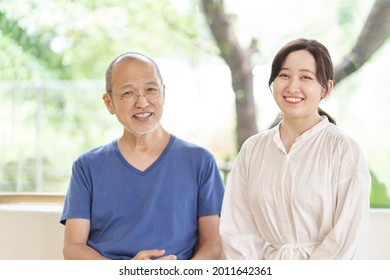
[[119, 83, 134, 91], [118, 81, 160, 91], [145, 81, 160, 86]]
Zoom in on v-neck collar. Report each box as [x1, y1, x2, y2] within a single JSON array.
[[113, 134, 175, 175]]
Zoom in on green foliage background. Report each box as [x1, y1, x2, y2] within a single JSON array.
[[0, 0, 389, 207]]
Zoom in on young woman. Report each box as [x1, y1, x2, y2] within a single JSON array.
[[220, 38, 371, 260]]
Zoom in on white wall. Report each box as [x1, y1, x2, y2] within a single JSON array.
[[0, 204, 64, 260], [0, 205, 389, 260], [367, 209, 390, 260]]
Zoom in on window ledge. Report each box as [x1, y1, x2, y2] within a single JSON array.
[[0, 193, 65, 204]]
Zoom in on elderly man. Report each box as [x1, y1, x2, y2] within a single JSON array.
[[61, 52, 225, 260]]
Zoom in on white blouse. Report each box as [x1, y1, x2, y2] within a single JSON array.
[[220, 117, 371, 259]]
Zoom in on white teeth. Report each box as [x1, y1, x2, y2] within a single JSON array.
[[286, 97, 302, 102], [134, 113, 151, 118]]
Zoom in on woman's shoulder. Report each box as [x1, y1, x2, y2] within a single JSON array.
[[244, 127, 277, 146], [323, 124, 363, 153]]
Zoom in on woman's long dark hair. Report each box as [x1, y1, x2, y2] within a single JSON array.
[[268, 38, 336, 125]]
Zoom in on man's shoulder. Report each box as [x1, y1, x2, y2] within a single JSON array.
[[76, 140, 116, 162], [172, 135, 213, 156]]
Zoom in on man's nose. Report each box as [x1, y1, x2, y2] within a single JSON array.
[[134, 94, 149, 107]]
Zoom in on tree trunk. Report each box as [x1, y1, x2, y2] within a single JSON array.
[[201, 0, 258, 149], [335, 0, 390, 84], [233, 65, 257, 150]]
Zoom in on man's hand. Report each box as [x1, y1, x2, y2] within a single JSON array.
[[132, 249, 177, 260]]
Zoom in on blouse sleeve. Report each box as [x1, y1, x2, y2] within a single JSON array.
[[219, 140, 266, 259], [310, 137, 371, 259]]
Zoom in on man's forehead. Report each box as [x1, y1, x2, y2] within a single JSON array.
[[108, 54, 163, 88], [114, 55, 151, 66]]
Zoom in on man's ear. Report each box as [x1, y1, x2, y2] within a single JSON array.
[[161, 84, 166, 103], [103, 93, 116, 114]]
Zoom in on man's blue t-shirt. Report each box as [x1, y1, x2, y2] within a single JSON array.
[[61, 135, 225, 259]]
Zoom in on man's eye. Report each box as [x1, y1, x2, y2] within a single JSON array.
[[123, 91, 133, 96]]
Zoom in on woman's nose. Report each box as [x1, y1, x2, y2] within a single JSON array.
[[287, 77, 300, 93]]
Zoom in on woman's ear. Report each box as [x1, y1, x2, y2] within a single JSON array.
[[322, 80, 334, 99]]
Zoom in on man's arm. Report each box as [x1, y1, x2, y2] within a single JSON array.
[[63, 218, 177, 260], [63, 218, 108, 260], [191, 215, 222, 260]]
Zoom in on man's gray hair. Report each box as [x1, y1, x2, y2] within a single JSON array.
[[105, 52, 163, 93]]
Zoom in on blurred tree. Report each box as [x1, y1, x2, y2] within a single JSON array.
[[0, 10, 69, 78], [0, 0, 210, 80], [335, 0, 390, 83], [370, 171, 390, 208], [201, 0, 390, 149], [201, 0, 258, 150]]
